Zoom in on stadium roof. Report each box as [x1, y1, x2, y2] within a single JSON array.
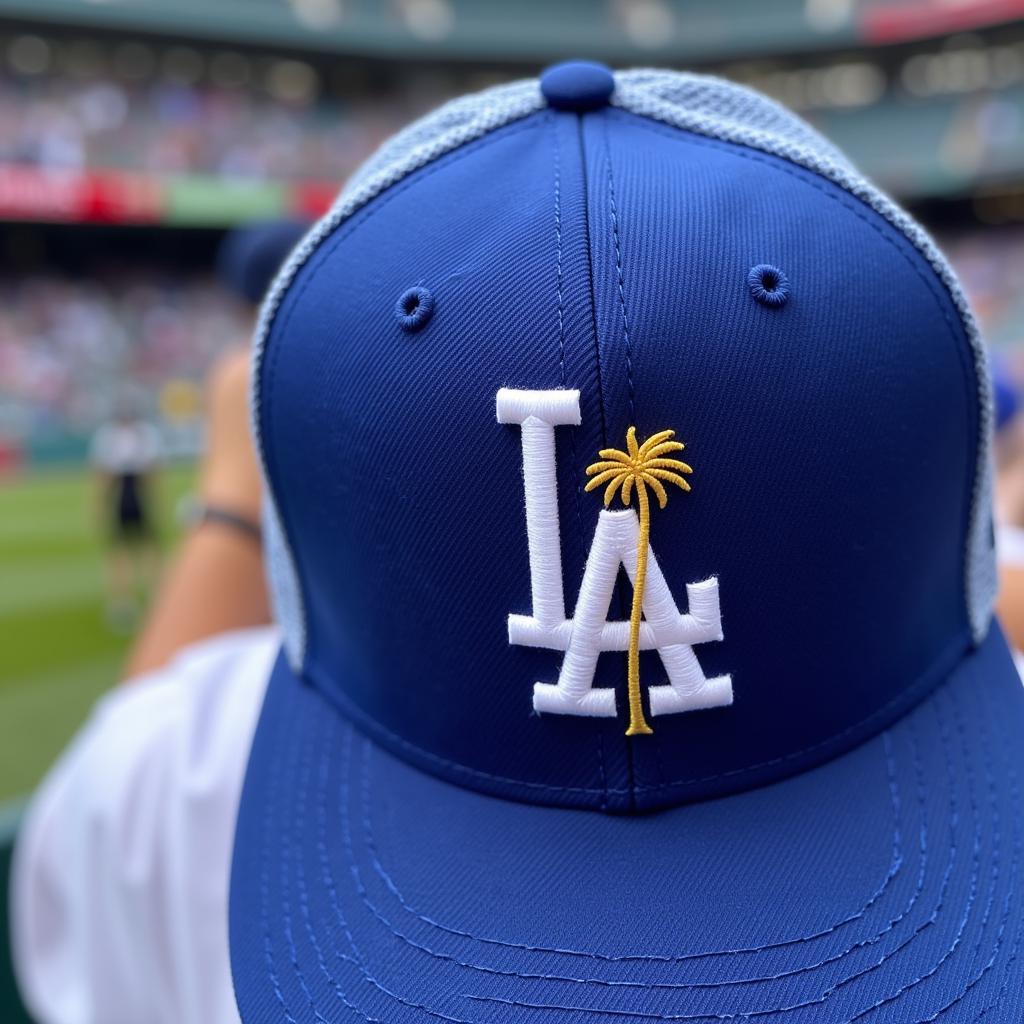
[[2, 0, 1016, 64]]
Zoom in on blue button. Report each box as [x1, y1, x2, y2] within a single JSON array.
[[540, 61, 615, 112]]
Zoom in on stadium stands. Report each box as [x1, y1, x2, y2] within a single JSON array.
[[0, 62, 416, 183], [0, 272, 249, 463]]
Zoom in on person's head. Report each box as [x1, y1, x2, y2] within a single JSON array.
[[216, 219, 310, 311], [112, 391, 144, 426]]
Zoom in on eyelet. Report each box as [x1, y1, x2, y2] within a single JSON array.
[[748, 264, 789, 308], [395, 286, 434, 332]]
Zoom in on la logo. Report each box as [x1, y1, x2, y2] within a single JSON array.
[[498, 388, 732, 736]]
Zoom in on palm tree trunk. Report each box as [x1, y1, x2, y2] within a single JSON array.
[[626, 483, 653, 736]]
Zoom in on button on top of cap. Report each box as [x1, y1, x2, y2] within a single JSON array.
[[540, 60, 615, 112]]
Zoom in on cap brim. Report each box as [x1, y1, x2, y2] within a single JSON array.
[[230, 624, 1024, 1022]]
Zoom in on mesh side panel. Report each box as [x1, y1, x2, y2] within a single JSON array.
[[256, 69, 995, 667], [611, 69, 994, 644], [615, 69, 855, 172], [263, 495, 304, 671]]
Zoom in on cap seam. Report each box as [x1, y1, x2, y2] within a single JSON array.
[[552, 110, 609, 812], [599, 110, 677, 799], [582, 110, 648, 808], [574, 108, 621, 809]]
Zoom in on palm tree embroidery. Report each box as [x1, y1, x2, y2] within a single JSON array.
[[584, 427, 693, 736]]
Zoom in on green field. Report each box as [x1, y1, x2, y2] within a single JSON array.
[[0, 464, 195, 801]]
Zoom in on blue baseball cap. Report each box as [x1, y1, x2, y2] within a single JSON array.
[[230, 62, 1024, 1021]]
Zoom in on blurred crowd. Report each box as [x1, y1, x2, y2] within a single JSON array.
[[0, 35, 453, 182], [941, 226, 1024, 350], [0, 274, 248, 453], [2, 225, 1024, 459], [2, 27, 1024, 464], [0, 68, 391, 183]]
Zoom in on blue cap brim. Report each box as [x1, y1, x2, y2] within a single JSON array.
[[230, 624, 1024, 1022]]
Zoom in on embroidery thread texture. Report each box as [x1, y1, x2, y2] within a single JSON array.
[[584, 427, 692, 735], [499, 388, 732, 732]]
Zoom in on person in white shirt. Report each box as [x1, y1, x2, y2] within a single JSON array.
[[13, 221, 310, 1024], [89, 408, 163, 627], [14, 350, 272, 1024]]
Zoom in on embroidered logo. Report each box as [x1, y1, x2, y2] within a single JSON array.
[[497, 388, 732, 735]]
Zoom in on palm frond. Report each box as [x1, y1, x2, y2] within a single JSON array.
[[626, 427, 640, 459], [586, 460, 632, 475], [643, 474, 669, 509], [643, 440, 686, 459], [637, 429, 677, 457], [604, 476, 626, 507], [643, 457, 693, 473], [646, 468, 692, 492], [596, 448, 632, 465], [584, 467, 629, 491]]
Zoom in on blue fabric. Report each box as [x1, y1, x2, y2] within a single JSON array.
[[992, 360, 1018, 434], [230, 620, 1024, 1022], [218, 219, 310, 304], [541, 60, 616, 112], [254, 106, 981, 812]]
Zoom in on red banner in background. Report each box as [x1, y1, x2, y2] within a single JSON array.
[[0, 165, 340, 226], [290, 181, 338, 219], [83, 172, 165, 224], [0, 166, 164, 224], [861, 0, 1024, 44]]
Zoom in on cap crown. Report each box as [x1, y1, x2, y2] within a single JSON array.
[[256, 71, 993, 811]]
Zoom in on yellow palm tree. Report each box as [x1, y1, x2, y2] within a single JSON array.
[[585, 427, 693, 736]]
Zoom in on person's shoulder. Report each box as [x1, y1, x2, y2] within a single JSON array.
[[89, 626, 278, 791], [19, 623, 279, 863], [111, 625, 279, 718], [11, 628, 279, 1024]]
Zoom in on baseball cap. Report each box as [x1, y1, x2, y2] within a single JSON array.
[[230, 62, 1024, 1021]]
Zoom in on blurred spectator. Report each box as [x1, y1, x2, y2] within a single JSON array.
[[124, 218, 308, 677], [941, 227, 1024, 348], [89, 400, 162, 628], [0, 272, 250, 452]]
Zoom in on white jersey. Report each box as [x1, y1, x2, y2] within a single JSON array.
[[89, 421, 163, 476], [11, 628, 277, 1024]]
